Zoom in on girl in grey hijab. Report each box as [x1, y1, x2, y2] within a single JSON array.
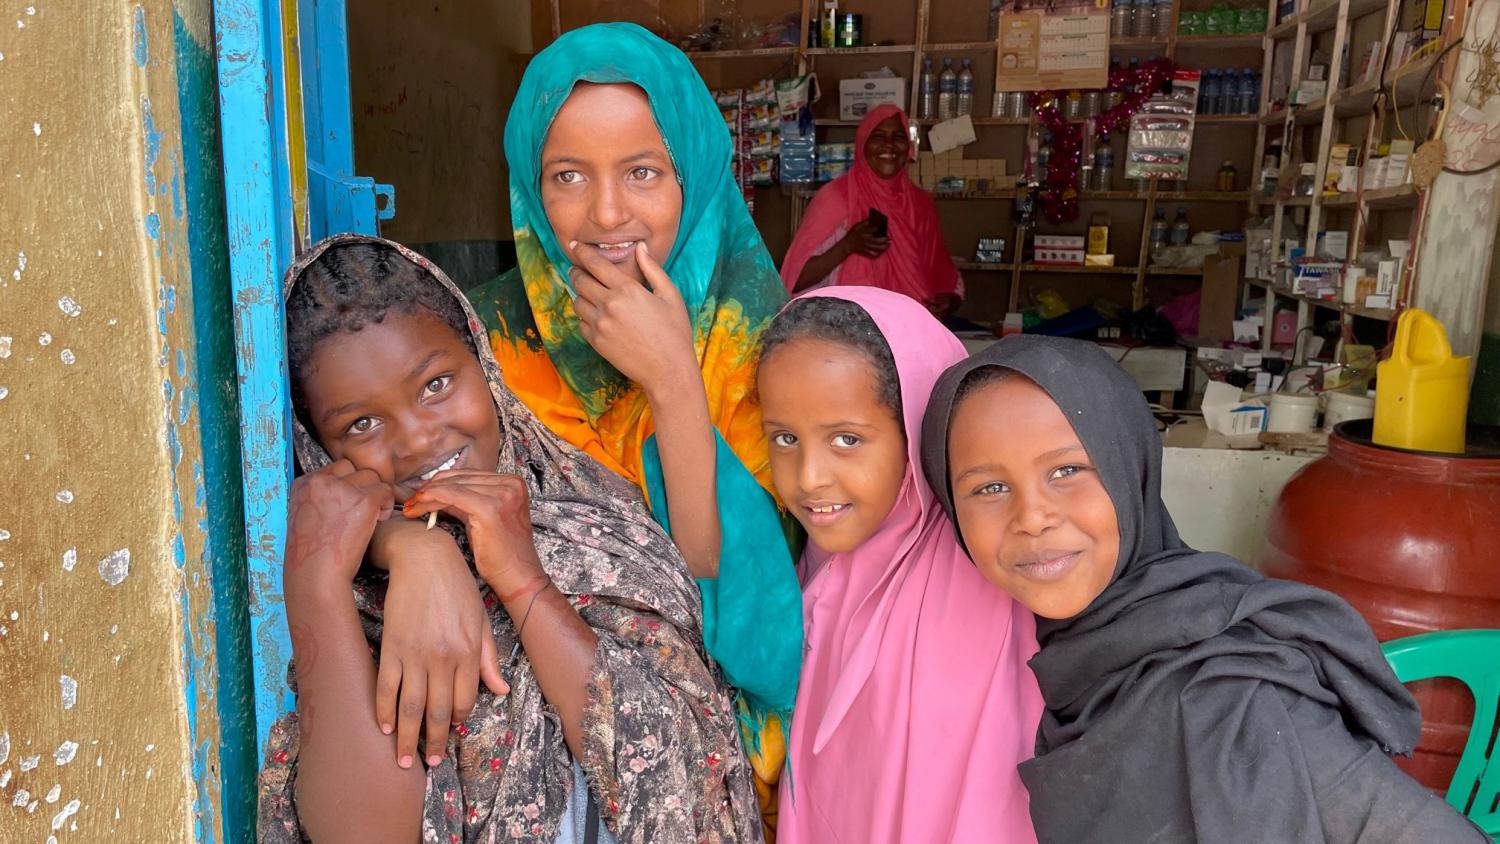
[[920, 335, 1486, 843]]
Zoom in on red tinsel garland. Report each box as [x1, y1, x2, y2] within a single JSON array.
[[1030, 58, 1176, 224]]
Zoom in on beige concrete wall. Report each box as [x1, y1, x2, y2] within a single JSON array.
[[350, 0, 533, 244], [0, 2, 223, 840]]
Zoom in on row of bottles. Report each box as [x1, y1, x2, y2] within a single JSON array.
[[1111, 0, 1175, 38], [918, 57, 976, 120], [1148, 207, 1194, 254], [1197, 68, 1261, 115]]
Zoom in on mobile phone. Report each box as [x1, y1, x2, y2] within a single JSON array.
[[867, 209, 888, 239]]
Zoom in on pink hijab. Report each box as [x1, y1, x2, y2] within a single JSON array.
[[779, 105, 961, 303], [776, 286, 1042, 844]]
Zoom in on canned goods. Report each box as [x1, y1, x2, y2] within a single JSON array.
[[1008, 91, 1030, 117], [1065, 91, 1084, 119], [994, 92, 1011, 117]]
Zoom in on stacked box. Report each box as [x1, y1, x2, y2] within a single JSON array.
[[1034, 234, 1087, 265]]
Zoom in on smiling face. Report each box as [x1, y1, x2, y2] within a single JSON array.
[[299, 309, 502, 504], [758, 338, 908, 553], [863, 115, 911, 179], [539, 82, 683, 284], [946, 374, 1121, 619]]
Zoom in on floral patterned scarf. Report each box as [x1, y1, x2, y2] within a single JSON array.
[[257, 234, 763, 843]]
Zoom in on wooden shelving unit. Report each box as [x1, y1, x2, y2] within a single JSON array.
[[1246, 0, 1453, 360], [546, 0, 1277, 326]]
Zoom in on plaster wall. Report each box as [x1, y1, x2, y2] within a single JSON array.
[[0, 2, 230, 840]]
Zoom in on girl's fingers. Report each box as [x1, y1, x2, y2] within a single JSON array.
[[567, 240, 635, 290], [395, 668, 426, 769], [571, 267, 607, 308], [452, 661, 480, 725], [402, 482, 498, 525], [479, 633, 511, 697], [635, 243, 682, 306], [423, 674, 454, 768], [374, 651, 403, 736]]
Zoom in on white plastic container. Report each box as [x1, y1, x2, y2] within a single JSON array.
[[1323, 391, 1375, 432], [1267, 393, 1320, 433]]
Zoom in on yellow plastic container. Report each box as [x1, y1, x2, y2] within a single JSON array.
[[1373, 308, 1471, 454]]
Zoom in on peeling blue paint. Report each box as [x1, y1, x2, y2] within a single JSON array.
[[133, 6, 148, 68], [142, 96, 162, 193], [145, 211, 161, 239]]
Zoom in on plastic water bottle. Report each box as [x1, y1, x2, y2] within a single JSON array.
[[1199, 70, 1219, 114], [1155, 0, 1174, 36], [1149, 208, 1169, 254], [919, 57, 937, 119], [1170, 207, 1190, 245], [1135, 0, 1158, 37], [1094, 132, 1114, 191], [1217, 69, 1238, 114], [938, 58, 957, 120], [1111, 0, 1131, 37], [957, 59, 975, 117], [1241, 68, 1260, 115]]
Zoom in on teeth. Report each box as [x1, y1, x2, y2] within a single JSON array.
[[810, 504, 846, 514], [594, 241, 636, 250], [419, 451, 460, 482]]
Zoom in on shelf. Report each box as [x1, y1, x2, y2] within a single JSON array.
[[1195, 114, 1260, 123], [1330, 53, 1441, 117], [1153, 190, 1253, 202], [1147, 266, 1208, 276], [1111, 36, 1171, 48], [685, 46, 797, 59], [1271, 0, 1389, 41], [1022, 263, 1139, 274], [954, 260, 1014, 271], [925, 41, 997, 51], [1174, 34, 1267, 49], [806, 44, 916, 56], [931, 190, 1018, 200], [913, 116, 1031, 126], [1244, 277, 1395, 320], [1322, 184, 1418, 209]]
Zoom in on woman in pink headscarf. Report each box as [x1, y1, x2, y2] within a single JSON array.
[[755, 285, 1041, 843], [781, 105, 964, 318]]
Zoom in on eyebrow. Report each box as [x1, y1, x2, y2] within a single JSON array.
[[763, 418, 880, 431], [952, 446, 1087, 483], [543, 150, 667, 168]]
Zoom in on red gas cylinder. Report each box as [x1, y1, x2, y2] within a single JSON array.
[[1261, 420, 1500, 792]]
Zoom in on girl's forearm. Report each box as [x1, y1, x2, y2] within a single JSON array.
[[644, 373, 721, 578], [493, 579, 600, 759], [286, 582, 425, 843], [793, 242, 849, 292]]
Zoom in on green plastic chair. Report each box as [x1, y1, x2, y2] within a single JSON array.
[[1382, 629, 1500, 839]]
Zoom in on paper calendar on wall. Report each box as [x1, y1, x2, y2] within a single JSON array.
[[996, 1, 1110, 93]]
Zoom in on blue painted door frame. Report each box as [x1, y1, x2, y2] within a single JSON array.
[[213, 0, 392, 783]]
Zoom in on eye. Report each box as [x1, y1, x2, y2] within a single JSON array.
[[1050, 464, 1089, 481], [554, 170, 582, 185], [974, 481, 1008, 496], [346, 416, 379, 436], [628, 166, 659, 182], [770, 432, 797, 448], [831, 433, 861, 448], [422, 375, 452, 398]]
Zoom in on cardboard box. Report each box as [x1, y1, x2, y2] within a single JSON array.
[[1034, 249, 1085, 265], [839, 78, 907, 121], [1085, 253, 1116, 266], [1197, 247, 1246, 345], [1035, 234, 1086, 250]]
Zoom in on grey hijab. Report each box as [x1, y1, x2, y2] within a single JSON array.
[[920, 336, 1426, 843]]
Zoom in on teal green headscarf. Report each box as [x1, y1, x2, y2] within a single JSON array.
[[469, 23, 802, 732]]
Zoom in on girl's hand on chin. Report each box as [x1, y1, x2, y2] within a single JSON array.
[[284, 459, 394, 596], [567, 241, 697, 395], [401, 470, 548, 596]]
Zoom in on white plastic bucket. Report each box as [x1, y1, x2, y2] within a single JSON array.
[[1323, 391, 1375, 432], [1267, 393, 1320, 433]]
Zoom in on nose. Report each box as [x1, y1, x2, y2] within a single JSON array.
[[796, 450, 833, 496], [1011, 484, 1061, 537], [392, 407, 443, 464], [586, 175, 629, 232]]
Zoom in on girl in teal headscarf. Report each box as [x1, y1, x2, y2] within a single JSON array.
[[465, 22, 802, 830]]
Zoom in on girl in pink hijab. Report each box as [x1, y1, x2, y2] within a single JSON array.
[[780, 106, 964, 319], [756, 286, 1041, 843]]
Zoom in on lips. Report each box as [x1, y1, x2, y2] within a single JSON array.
[[582, 239, 645, 264], [1010, 549, 1082, 583], [407, 446, 467, 486], [802, 502, 852, 527]]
